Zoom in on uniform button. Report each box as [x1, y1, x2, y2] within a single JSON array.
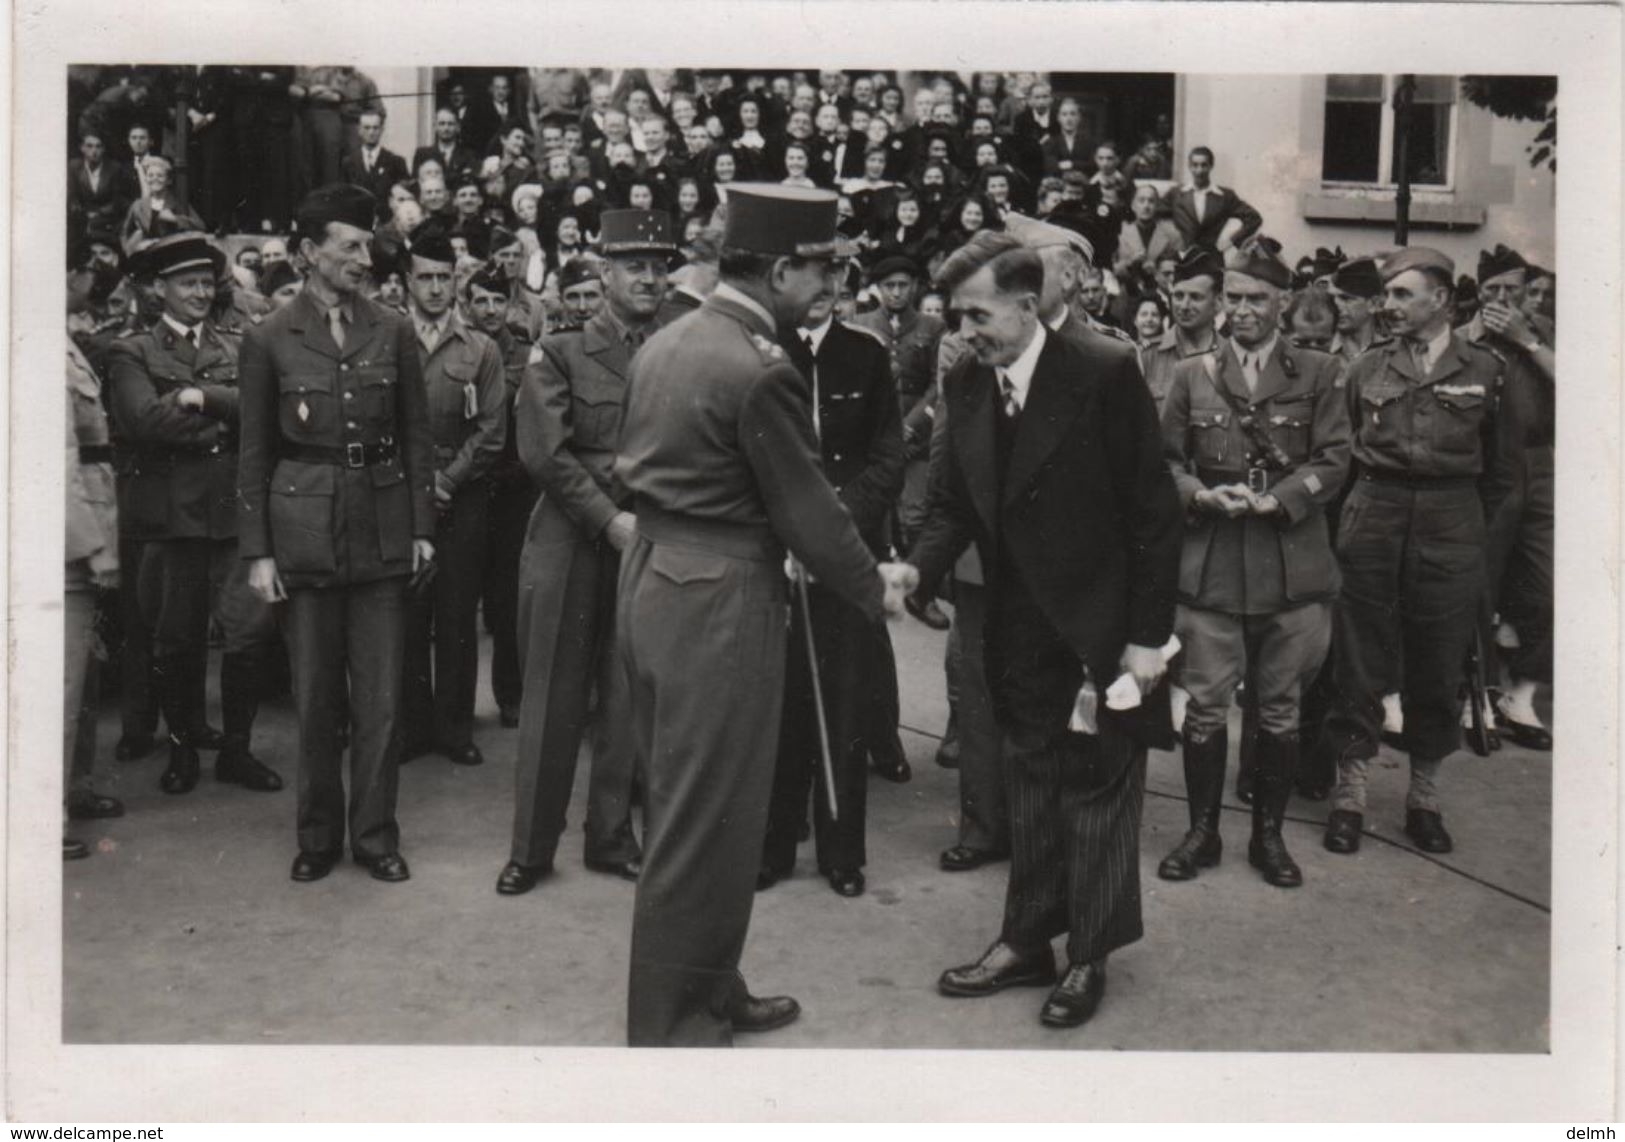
[[343, 391, 354, 401], [347, 421, 358, 429], [341, 363, 350, 372]]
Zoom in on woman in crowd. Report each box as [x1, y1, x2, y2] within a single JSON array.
[[119, 156, 206, 256], [729, 96, 772, 179], [781, 141, 817, 189], [936, 192, 995, 256], [869, 187, 938, 270]]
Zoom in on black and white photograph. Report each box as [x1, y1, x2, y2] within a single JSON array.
[[7, 0, 1621, 1124]]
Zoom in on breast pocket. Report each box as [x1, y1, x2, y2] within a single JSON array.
[[268, 460, 337, 575], [570, 373, 625, 451], [355, 360, 398, 424], [1188, 409, 1232, 465], [278, 372, 337, 442], [1430, 385, 1488, 461], [1268, 395, 1314, 464]]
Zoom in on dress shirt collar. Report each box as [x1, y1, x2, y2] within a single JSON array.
[[161, 313, 203, 343], [1235, 332, 1279, 375], [1411, 324, 1454, 373], [714, 281, 776, 332], [801, 316, 834, 358], [996, 322, 1047, 411]]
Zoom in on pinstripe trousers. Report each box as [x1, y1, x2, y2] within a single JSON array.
[[990, 609, 1148, 967]]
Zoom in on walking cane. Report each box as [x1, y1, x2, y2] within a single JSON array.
[[792, 561, 840, 822]]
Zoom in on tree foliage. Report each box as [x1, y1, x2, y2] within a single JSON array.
[[1460, 76, 1557, 171]]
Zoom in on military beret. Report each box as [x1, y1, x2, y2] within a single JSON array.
[[722, 183, 839, 258], [1477, 243, 1527, 285], [134, 231, 225, 279], [558, 255, 601, 291], [1172, 245, 1225, 286], [1311, 245, 1347, 279], [405, 220, 457, 267], [296, 183, 376, 235], [489, 225, 522, 254], [1226, 236, 1293, 290], [260, 260, 302, 297], [466, 262, 508, 297], [1330, 257, 1384, 299], [598, 209, 677, 256], [1381, 246, 1455, 283], [869, 254, 920, 283], [1003, 212, 1095, 266]]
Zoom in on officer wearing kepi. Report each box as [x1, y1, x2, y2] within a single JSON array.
[[106, 232, 284, 798], [614, 184, 906, 1046], [1157, 238, 1350, 889], [237, 184, 437, 885], [1319, 247, 1518, 857], [497, 209, 676, 898]]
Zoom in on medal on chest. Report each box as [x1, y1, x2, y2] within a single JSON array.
[[297, 399, 311, 424]]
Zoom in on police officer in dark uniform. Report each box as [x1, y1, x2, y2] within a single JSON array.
[[759, 247, 906, 897], [105, 233, 284, 797], [237, 184, 437, 884], [1320, 248, 1519, 856], [466, 262, 537, 729], [398, 226, 508, 766], [614, 185, 901, 1046], [1157, 241, 1350, 888], [497, 210, 677, 897]]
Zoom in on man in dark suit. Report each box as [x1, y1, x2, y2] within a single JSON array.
[[1162, 146, 1263, 254], [69, 132, 131, 234], [339, 110, 409, 216], [893, 230, 1182, 1030], [462, 73, 525, 155], [412, 108, 480, 185], [759, 255, 906, 897], [1040, 97, 1091, 178], [237, 184, 437, 885], [1009, 81, 1055, 184]]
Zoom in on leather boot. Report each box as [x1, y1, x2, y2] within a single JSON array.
[[1248, 731, 1303, 888], [215, 651, 284, 791], [156, 653, 201, 794], [1235, 705, 1257, 805], [1157, 728, 1226, 880]]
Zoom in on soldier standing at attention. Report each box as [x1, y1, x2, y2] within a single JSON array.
[[497, 210, 676, 897], [1319, 248, 1518, 857], [398, 224, 508, 768], [1157, 240, 1350, 888], [614, 185, 904, 1046], [106, 233, 284, 798], [237, 184, 437, 885]]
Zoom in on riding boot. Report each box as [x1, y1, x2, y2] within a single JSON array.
[[1249, 730, 1304, 888], [156, 651, 202, 794], [1157, 727, 1226, 880]]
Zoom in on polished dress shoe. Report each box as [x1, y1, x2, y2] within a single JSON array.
[[160, 738, 201, 794], [114, 733, 157, 762], [215, 749, 284, 792], [826, 868, 865, 897], [939, 940, 1058, 997], [290, 851, 340, 882], [354, 851, 411, 882], [1404, 808, 1454, 853], [585, 855, 641, 882], [870, 754, 912, 783], [939, 845, 1008, 872], [729, 991, 801, 1033], [905, 595, 952, 631], [498, 704, 521, 729], [443, 741, 484, 767], [65, 791, 125, 820], [495, 860, 549, 895], [64, 837, 91, 861], [1040, 959, 1107, 1028], [1496, 716, 1553, 751], [1323, 809, 1364, 854], [186, 724, 227, 751]]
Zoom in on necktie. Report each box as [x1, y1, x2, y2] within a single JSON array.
[[183, 327, 198, 349], [998, 370, 1021, 419], [800, 332, 822, 440], [1240, 351, 1259, 393], [328, 307, 347, 351], [1410, 340, 1430, 376], [420, 322, 439, 353]]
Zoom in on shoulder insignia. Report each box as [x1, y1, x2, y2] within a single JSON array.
[[750, 332, 786, 362]]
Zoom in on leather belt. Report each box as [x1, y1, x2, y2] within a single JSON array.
[[78, 445, 114, 464], [1196, 464, 1283, 493], [1359, 471, 1477, 491], [633, 499, 780, 564], [283, 438, 398, 469]]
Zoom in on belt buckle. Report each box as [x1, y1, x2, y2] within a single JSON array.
[[345, 441, 366, 469], [1247, 466, 1269, 494]]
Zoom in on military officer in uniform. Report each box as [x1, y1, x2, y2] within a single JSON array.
[[1320, 248, 1519, 856], [614, 184, 902, 1046], [1327, 257, 1385, 365], [466, 262, 538, 728], [105, 233, 284, 797], [1139, 247, 1224, 412], [237, 184, 437, 884], [399, 225, 508, 766], [1157, 240, 1350, 888], [496, 210, 676, 897], [759, 248, 906, 898]]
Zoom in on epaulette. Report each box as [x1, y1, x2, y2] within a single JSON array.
[[749, 330, 787, 363]]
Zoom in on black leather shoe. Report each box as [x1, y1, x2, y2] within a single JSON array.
[[1040, 959, 1107, 1028], [906, 595, 952, 631], [496, 860, 549, 895], [215, 750, 284, 792], [1323, 809, 1364, 854], [1157, 829, 1222, 881], [827, 868, 865, 897], [64, 837, 91, 861], [354, 851, 411, 882], [290, 851, 340, 882], [187, 724, 227, 751], [65, 791, 125, 820], [1249, 832, 1304, 888], [729, 992, 801, 1033], [939, 940, 1058, 997], [160, 739, 201, 794], [498, 704, 521, 729], [585, 856, 641, 882], [115, 733, 157, 762], [871, 754, 912, 783], [940, 845, 1008, 872], [1404, 808, 1454, 853], [1497, 717, 1553, 751], [443, 741, 485, 767]]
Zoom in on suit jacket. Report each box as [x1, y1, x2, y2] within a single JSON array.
[[340, 146, 410, 209], [461, 96, 525, 154], [1113, 218, 1183, 278], [1161, 338, 1350, 613], [68, 158, 130, 229], [1041, 131, 1091, 176], [236, 290, 436, 588], [911, 325, 1182, 749], [1161, 184, 1262, 251], [411, 143, 480, 183]]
